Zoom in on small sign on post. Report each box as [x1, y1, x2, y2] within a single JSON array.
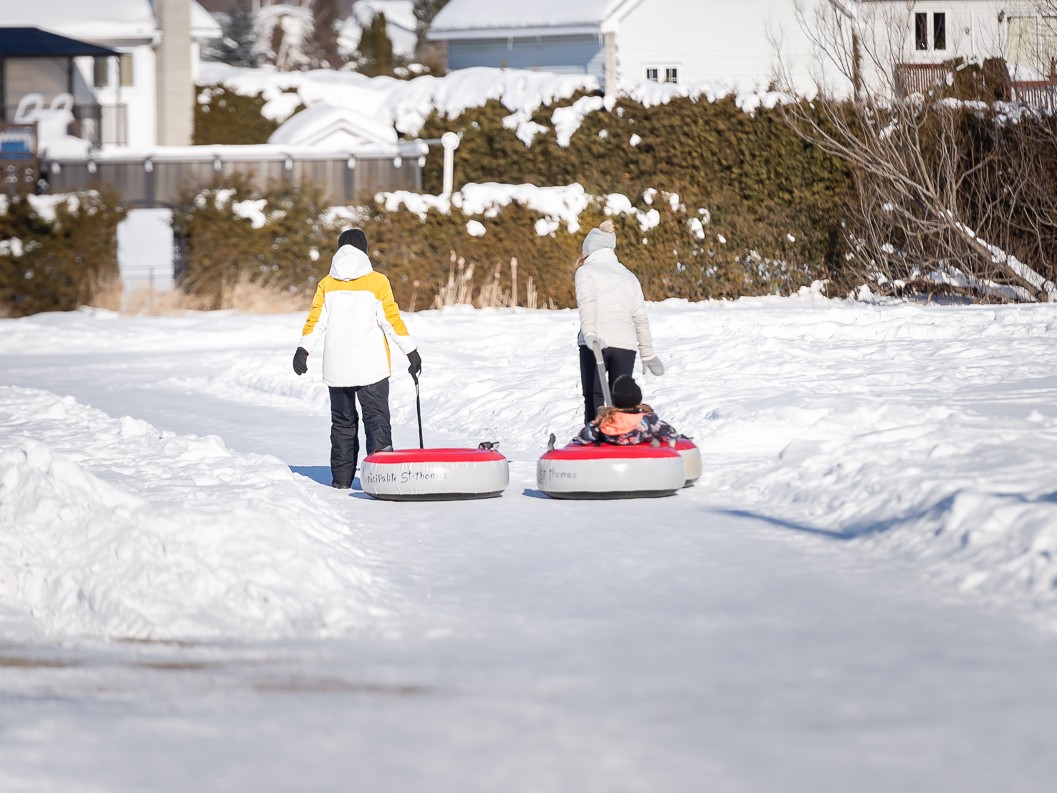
[[0, 123, 40, 193]]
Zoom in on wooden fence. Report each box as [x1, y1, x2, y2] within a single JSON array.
[[1010, 80, 1057, 111], [893, 63, 949, 97], [41, 148, 423, 206], [893, 62, 1057, 110]]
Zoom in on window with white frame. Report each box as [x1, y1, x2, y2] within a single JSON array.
[[915, 11, 947, 51], [645, 65, 679, 84]]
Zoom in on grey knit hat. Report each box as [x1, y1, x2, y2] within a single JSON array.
[[582, 219, 616, 255]]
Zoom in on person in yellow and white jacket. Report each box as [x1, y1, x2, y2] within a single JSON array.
[[292, 228, 421, 489]]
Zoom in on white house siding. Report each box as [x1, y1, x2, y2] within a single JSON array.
[[74, 46, 158, 147], [612, 0, 838, 94], [863, 1, 997, 65], [856, 1, 1039, 92], [447, 35, 606, 79]]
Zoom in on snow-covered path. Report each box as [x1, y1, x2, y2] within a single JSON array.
[[3, 295, 1057, 791]]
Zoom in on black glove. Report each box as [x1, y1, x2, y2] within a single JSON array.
[[407, 349, 422, 379], [292, 347, 309, 376]]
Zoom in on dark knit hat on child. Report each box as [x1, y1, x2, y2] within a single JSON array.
[[337, 228, 368, 253], [612, 374, 642, 409]]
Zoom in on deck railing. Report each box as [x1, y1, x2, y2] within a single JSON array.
[[894, 62, 1057, 110]]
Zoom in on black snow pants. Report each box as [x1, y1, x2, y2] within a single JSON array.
[[579, 344, 636, 424], [328, 378, 392, 487]]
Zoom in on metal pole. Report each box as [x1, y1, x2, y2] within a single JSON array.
[[590, 337, 612, 407], [413, 373, 424, 449], [440, 131, 459, 197]]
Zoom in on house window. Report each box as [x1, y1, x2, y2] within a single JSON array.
[[646, 66, 679, 83], [915, 13, 928, 50], [915, 12, 947, 52], [93, 57, 109, 88], [93, 53, 134, 88], [119, 53, 134, 87], [934, 13, 946, 50]]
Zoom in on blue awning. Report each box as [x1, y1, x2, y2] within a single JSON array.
[[0, 27, 118, 58]]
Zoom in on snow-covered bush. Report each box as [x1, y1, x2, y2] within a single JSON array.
[[173, 176, 334, 307], [0, 192, 123, 317], [415, 93, 853, 292], [194, 86, 288, 145]]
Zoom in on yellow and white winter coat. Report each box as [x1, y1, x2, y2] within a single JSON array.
[[300, 244, 417, 387]]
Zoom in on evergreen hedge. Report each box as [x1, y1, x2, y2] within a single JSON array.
[[415, 93, 856, 292], [173, 176, 336, 306], [194, 86, 286, 145], [0, 192, 123, 317], [180, 74, 1057, 306]]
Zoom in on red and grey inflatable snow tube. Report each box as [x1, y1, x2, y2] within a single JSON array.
[[360, 448, 509, 501], [675, 438, 701, 487], [537, 443, 685, 499]]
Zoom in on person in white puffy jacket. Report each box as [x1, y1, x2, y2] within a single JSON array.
[[574, 219, 664, 424], [292, 228, 421, 489]]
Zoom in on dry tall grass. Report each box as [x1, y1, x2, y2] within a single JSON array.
[[115, 274, 310, 316], [214, 274, 311, 313], [87, 277, 123, 312], [101, 259, 546, 317], [430, 252, 552, 310]]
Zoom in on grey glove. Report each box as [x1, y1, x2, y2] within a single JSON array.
[[583, 332, 605, 351], [641, 355, 664, 376]]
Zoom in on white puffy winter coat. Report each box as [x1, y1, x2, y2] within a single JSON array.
[[574, 248, 655, 358]]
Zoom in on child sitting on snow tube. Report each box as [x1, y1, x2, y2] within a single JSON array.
[[570, 374, 678, 446]]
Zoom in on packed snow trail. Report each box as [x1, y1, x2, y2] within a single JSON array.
[[3, 296, 1057, 791]]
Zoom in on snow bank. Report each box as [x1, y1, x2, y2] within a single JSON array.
[[430, 0, 621, 31], [0, 387, 385, 641]]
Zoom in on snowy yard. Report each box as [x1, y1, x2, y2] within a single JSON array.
[[2, 291, 1057, 791]]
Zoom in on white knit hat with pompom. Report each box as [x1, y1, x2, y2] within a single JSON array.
[[582, 219, 616, 255]]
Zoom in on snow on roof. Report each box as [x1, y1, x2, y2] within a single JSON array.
[[430, 0, 626, 33], [0, 0, 158, 43], [198, 62, 600, 137], [191, 1, 223, 41], [268, 103, 399, 147]]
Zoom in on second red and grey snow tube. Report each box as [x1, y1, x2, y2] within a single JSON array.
[[360, 448, 508, 501], [537, 443, 685, 499], [675, 438, 701, 487]]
